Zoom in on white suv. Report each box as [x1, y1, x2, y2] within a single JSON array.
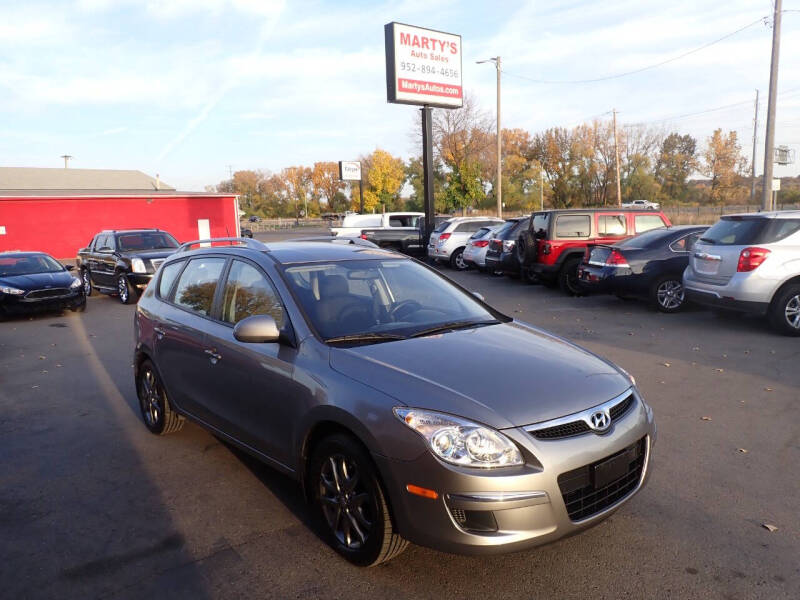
[[428, 216, 505, 270], [684, 211, 800, 335]]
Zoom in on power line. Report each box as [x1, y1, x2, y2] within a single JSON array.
[[502, 15, 769, 85]]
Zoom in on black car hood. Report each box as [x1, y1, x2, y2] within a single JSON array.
[[329, 321, 631, 429], [119, 249, 177, 260], [0, 270, 75, 290]]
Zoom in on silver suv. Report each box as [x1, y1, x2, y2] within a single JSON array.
[[428, 216, 504, 270], [684, 211, 800, 335]]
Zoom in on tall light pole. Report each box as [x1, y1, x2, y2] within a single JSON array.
[[612, 109, 622, 206], [478, 56, 502, 218], [762, 0, 782, 211]]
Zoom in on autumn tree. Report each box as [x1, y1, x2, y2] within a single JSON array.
[[359, 149, 405, 212], [530, 127, 581, 208], [311, 162, 345, 213], [655, 133, 697, 203], [702, 129, 749, 204], [283, 166, 313, 217]]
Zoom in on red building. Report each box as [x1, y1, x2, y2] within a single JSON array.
[[0, 167, 240, 259]]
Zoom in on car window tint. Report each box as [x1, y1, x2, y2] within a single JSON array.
[[555, 215, 590, 238], [158, 261, 184, 299], [635, 214, 667, 233], [454, 222, 479, 233], [598, 214, 626, 236], [221, 260, 285, 326], [762, 219, 800, 242], [173, 258, 226, 316], [670, 236, 688, 251], [531, 213, 549, 237], [470, 227, 491, 240], [686, 232, 703, 251]]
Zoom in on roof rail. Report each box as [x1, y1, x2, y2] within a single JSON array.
[[177, 237, 269, 253]]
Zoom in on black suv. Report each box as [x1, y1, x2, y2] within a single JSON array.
[[483, 216, 531, 276], [76, 229, 179, 304]]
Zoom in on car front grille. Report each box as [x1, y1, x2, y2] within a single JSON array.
[[24, 288, 71, 299], [527, 392, 635, 441], [557, 437, 646, 521]]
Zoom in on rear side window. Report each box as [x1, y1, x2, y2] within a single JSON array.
[[634, 214, 667, 233], [598, 214, 627, 236], [509, 219, 529, 238], [220, 260, 285, 327], [531, 213, 549, 237], [172, 258, 226, 316], [433, 220, 452, 233], [470, 227, 491, 240], [555, 215, 590, 238], [702, 217, 800, 245], [454, 222, 480, 233], [158, 261, 184, 298]]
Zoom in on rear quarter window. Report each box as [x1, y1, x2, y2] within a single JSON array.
[[158, 260, 185, 299], [555, 215, 590, 238], [634, 214, 668, 233]]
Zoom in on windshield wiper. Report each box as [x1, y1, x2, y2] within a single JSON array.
[[699, 237, 716, 244], [325, 332, 407, 345], [409, 319, 499, 338]]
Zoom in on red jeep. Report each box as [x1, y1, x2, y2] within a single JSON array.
[[516, 209, 672, 294]]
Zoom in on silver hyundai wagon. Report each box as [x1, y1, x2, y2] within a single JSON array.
[[134, 237, 655, 566]]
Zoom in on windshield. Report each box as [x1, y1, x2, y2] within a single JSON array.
[[116, 232, 179, 251], [700, 217, 800, 245], [283, 259, 501, 342], [0, 254, 65, 277], [618, 227, 669, 248]]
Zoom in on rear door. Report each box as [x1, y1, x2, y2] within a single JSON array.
[[690, 217, 775, 285]]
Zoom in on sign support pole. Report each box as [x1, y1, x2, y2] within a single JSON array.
[[358, 178, 364, 213], [421, 105, 435, 241]]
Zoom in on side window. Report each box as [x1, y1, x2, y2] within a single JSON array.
[[598, 214, 626, 236], [531, 213, 549, 237], [454, 222, 479, 233], [221, 260, 286, 327], [95, 234, 110, 251], [685, 232, 703, 251], [158, 261, 185, 298], [669, 236, 688, 252], [89, 235, 98, 250], [635, 214, 667, 233], [173, 258, 226, 316], [555, 215, 591, 238]]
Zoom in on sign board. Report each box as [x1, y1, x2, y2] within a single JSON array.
[[384, 22, 463, 108], [773, 178, 781, 191], [338, 161, 361, 181]]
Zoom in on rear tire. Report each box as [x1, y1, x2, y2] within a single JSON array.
[[81, 269, 93, 297], [651, 276, 685, 313], [308, 434, 408, 566], [769, 284, 800, 336], [136, 360, 185, 435], [558, 258, 585, 296], [450, 248, 467, 271]]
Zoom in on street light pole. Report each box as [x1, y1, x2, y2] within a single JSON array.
[[478, 56, 502, 218], [762, 0, 782, 211]]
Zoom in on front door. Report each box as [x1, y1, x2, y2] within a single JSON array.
[[200, 258, 300, 468]]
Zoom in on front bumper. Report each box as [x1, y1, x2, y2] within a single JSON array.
[[1, 290, 85, 314], [376, 394, 655, 555], [128, 273, 155, 289]]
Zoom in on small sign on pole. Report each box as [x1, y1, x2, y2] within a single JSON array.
[[338, 161, 361, 181], [773, 178, 781, 191]]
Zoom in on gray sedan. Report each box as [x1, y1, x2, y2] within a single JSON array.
[[134, 238, 655, 566]]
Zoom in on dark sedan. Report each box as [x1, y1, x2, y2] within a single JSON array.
[[577, 226, 708, 313], [0, 252, 86, 318]]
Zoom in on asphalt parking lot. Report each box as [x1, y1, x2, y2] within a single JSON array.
[[1, 231, 798, 599]]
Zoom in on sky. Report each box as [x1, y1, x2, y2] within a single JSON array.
[[2, 0, 800, 191]]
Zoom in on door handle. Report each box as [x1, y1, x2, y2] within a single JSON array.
[[154, 326, 166, 339], [204, 348, 222, 363]]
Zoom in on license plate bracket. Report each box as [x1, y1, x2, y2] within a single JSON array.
[[592, 448, 633, 489]]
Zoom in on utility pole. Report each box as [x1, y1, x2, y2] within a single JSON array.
[[60, 154, 72, 168], [540, 167, 544, 211], [496, 56, 502, 218], [751, 89, 759, 202], [762, 0, 782, 211], [613, 109, 622, 206], [227, 164, 233, 179]]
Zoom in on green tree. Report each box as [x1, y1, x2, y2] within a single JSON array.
[[655, 133, 697, 203], [702, 129, 749, 204]]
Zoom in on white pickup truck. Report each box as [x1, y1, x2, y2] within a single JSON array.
[[621, 199, 660, 210], [329, 212, 423, 237]]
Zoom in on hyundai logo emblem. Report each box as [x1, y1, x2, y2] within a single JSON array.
[[589, 410, 610, 432]]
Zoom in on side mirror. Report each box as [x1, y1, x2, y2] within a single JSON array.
[[233, 314, 280, 343], [472, 291, 485, 302], [64, 264, 75, 271]]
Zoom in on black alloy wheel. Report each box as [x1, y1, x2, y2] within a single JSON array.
[[558, 258, 585, 296], [136, 360, 184, 435], [82, 269, 93, 296], [309, 434, 407, 566], [652, 276, 685, 313]]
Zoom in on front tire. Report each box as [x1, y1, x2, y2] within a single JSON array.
[[652, 276, 685, 313], [308, 434, 408, 566], [769, 284, 800, 336], [136, 360, 185, 435], [81, 269, 93, 297], [117, 274, 135, 304], [450, 247, 467, 271]]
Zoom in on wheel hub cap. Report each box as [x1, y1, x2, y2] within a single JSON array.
[[785, 295, 800, 328]]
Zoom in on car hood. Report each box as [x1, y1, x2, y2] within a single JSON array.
[[329, 321, 631, 430], [120, 249, 177, 260], [0, 270, 75, 290]]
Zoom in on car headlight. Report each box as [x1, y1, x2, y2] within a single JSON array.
[[70, 277, 82, 288], [0, 285, 25, 295], [394, 408, 523, 468], [130, 258, 147, 273]]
